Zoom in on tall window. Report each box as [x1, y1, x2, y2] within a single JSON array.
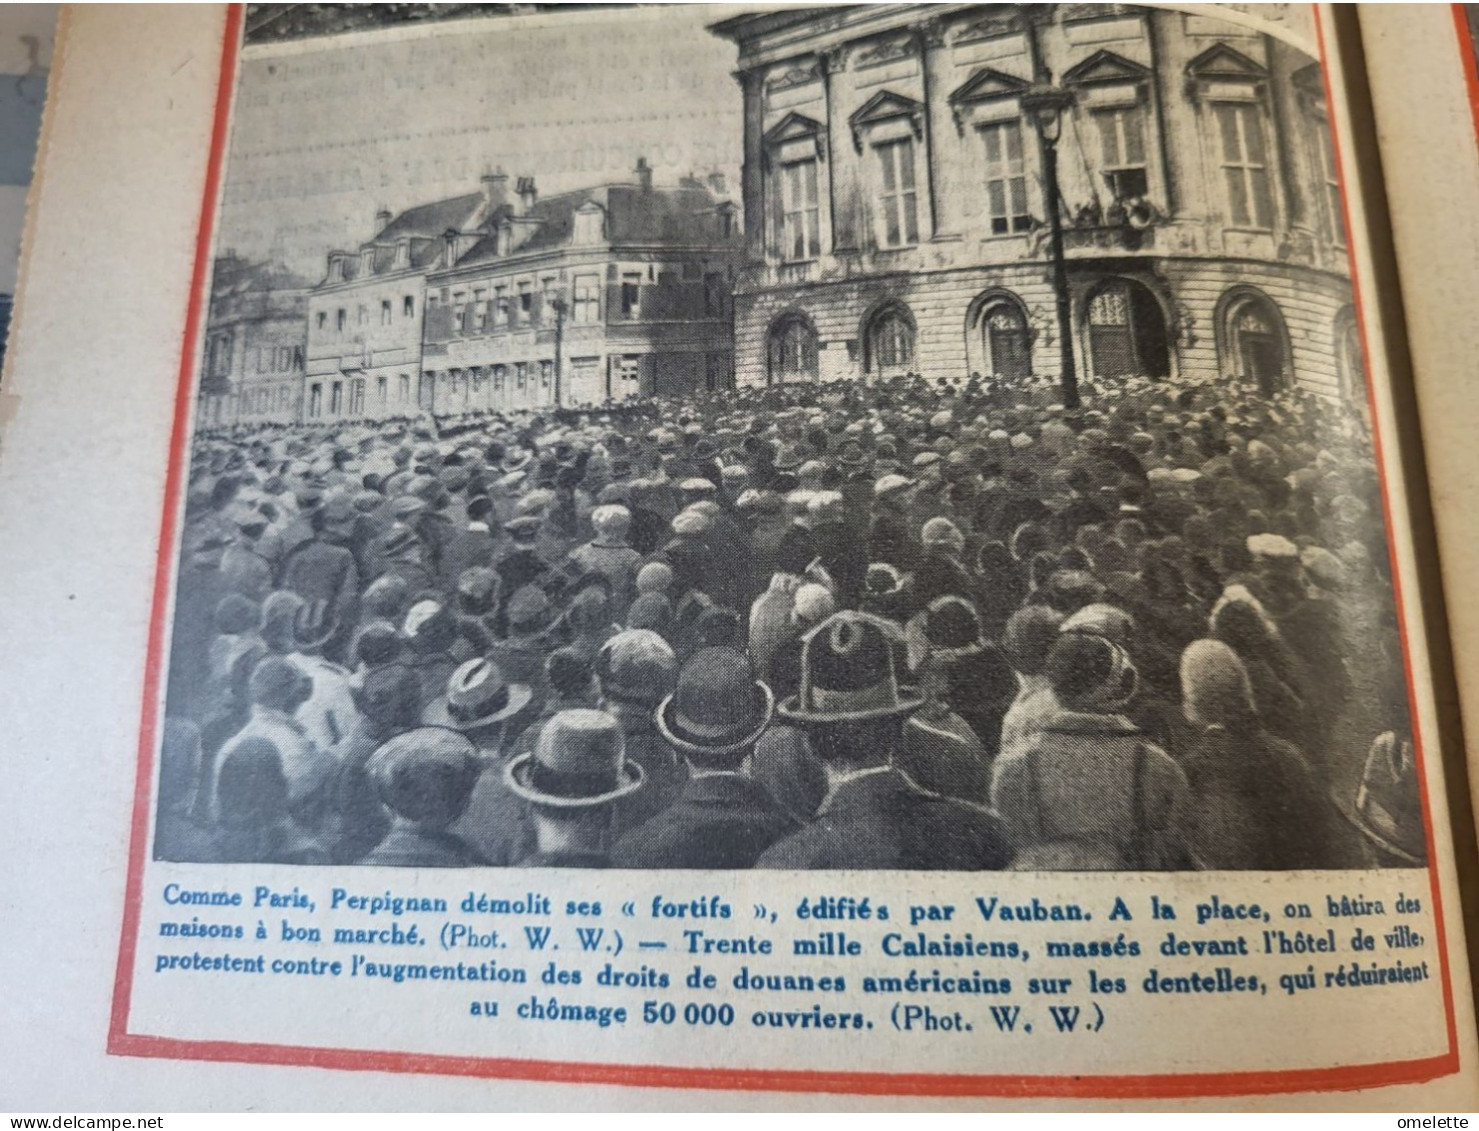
[[1212, 101, 1274, 229], [453, 292, 468, 333], [1315, 118, 1345, 244], [403, 295, 415, 318], [473, 288, 488, 331], [867, 305, 914, 374], [1088, 279, 1171, 380], [377, 374, 388, 404], [316, 311, 327, 331], [778, 158, 821, 261], [398, 374, 410, 403], [767, 316, 817, 384], [874, 138, 919, 248], [380, 299, 392, 326], [704, 272, 726, 318], [495, 286, 510, 327], [980, 300, 1031, 380], [349, 379, 365, 416], [573, 275, 600, 323], [540, 360, 553, 388], [336, 309, 346, 332], [980, 121, 1030, 234], [518, 282, 533, 323], [330, 381, 343, 414], [358, 304, 369, 326], [516, 362, 529, 389], [1092, 104, 1149, 201], [621, 273, 642, 320], [1222, 292, 1289, 395]]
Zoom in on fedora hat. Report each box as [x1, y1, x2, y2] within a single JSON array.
[[504, 708, 644, 809], [778, 611, 924, 725], [655, 646, 774, 758], [424, 657, 532, 732]]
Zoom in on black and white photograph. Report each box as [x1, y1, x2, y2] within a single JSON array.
[[155, 1, 1423, 874]]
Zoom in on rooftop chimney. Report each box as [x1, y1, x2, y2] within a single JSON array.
[[374, 207, 392, 231], [515, 175, 537, 215], [634, 156, 653, 192], [481, 167, 509, 211]]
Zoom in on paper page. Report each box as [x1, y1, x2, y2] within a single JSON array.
[[1, 2, 1474, 1110]]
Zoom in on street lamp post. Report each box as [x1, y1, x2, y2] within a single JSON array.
[[550, 293, 568, 409], [1020, 82, 1079, 411]]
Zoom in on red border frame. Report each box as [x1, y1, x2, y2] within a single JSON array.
[[106, 4, 1463, 1098], [1455, 4, 1479, 144]]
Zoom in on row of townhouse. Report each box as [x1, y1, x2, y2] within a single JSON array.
[[201, 161, 742, 426]]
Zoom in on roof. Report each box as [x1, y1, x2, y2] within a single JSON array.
[[450, 181, 733, 270], [375, 192, 485, 244], [708, 8, 848, 45], [318, 192, 486, 286], [211, 255, 313, 296]]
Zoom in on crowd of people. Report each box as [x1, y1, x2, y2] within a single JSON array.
[[154, 369, 1427, 871]]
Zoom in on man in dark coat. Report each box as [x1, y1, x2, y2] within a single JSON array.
[[493, 515, 554, 634], [612, 646, 793, 868], [757, 611, 1011, 871], [278, 496, 360, 657]]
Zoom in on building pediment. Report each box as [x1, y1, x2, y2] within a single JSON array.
[[947, 68, 1030, 133], [949, 67, 1030, 106], [848, 89, 924, 151], [763, 111, 827, 164], [1185, 42, 1268, 82], [763, 111, 824, 147], [1063, 49, 1151, 86]]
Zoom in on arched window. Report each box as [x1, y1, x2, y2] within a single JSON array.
[[1218, 288, 1290, 395], [971, 292, 1031, 380], [1085, 278, 1170, 380], [865, 303, 915, 378], [766, 314, 818, 385]]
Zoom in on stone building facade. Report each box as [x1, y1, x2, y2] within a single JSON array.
[[301, 163, 740, 422], [200, 254, 311, 426], [422, 161, 741, 412], [304, 191, 488, 422], [711, 5, 1366, 402]]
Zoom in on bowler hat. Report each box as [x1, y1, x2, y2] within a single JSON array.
[[655, 646, 774, 757], [367, 726, 481, 826], [504, 708, 644, 809]]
